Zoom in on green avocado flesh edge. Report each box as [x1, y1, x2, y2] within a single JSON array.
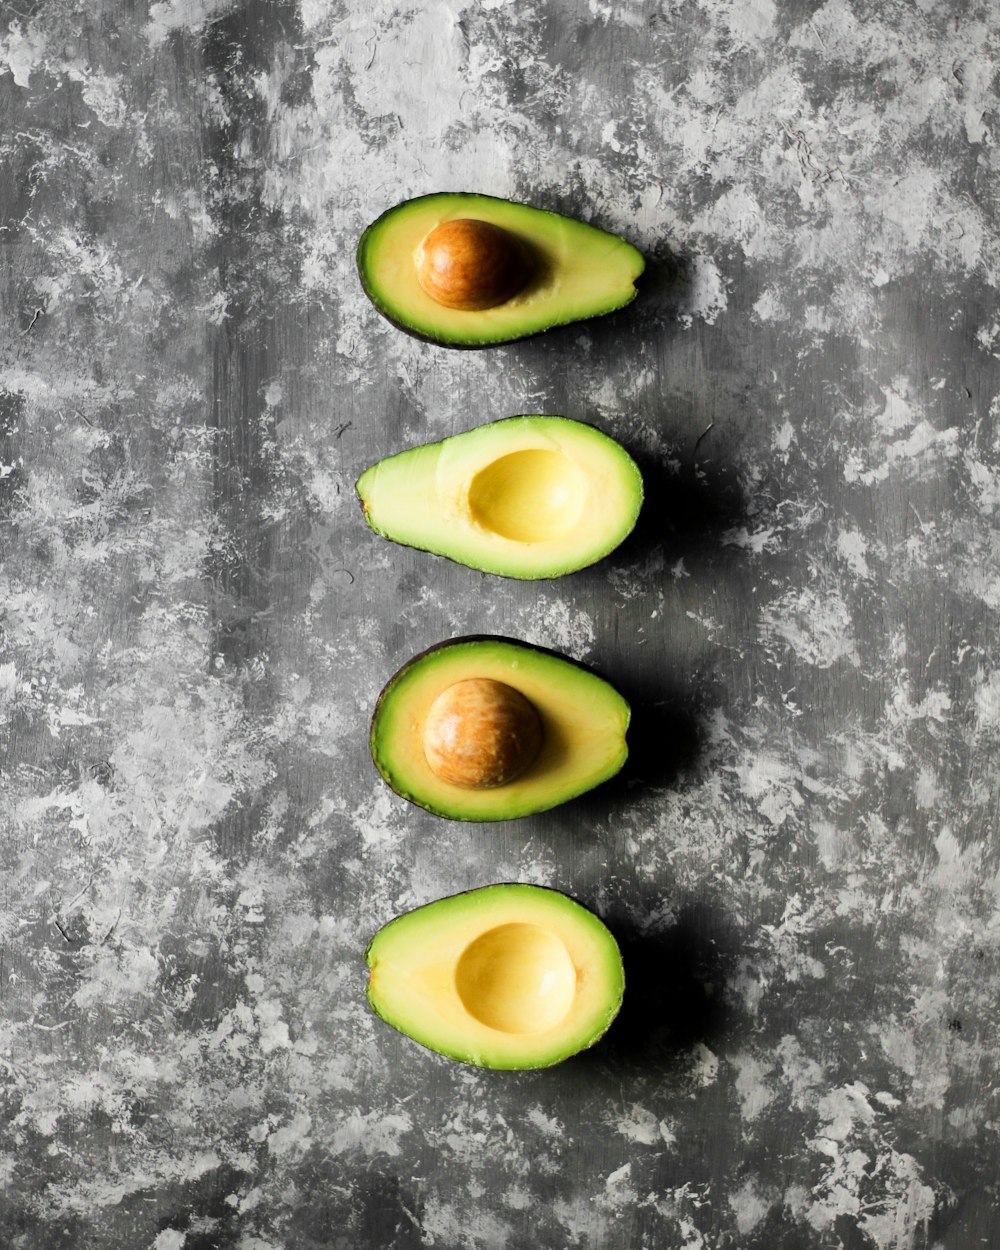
[[357, 193, 645, 347], [370, 637, 630, 821], [366, 884, 625, 1069], [356, 416, 644, 579]]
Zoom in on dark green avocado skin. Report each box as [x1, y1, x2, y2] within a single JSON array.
[[356, 192, 644, 350]]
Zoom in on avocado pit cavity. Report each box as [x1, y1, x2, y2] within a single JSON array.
[[454, 922, 577, 1034], [422, 677, 543, 789], [468, 448, 588, 543], [415, 218, 532, 311]]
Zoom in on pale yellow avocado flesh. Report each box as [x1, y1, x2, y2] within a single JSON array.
[[356, 416, 643, 579], [366, 884, 625, 1068], [370, 637, 631, 821], [357, 192, 645, 347]]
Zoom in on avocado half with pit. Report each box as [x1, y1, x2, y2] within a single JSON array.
[[356, 192, 645, 347], [370, 637, 630, 821], [356, 416, 643, 579], [366, 883, 624, 1068]]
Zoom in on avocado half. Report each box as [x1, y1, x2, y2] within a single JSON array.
[[370, 636, 630, 821], [356, 192, 645, 348], [366, 883, 624, 1069], [356, 416, 643, 579]]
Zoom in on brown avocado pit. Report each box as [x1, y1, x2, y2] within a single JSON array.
[[414, 219, 532, 311], [422, 677, 543, 789]]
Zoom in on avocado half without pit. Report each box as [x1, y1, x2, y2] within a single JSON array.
[[370, 637, 630, 821], [366, 883, 625, 1068], [356, 192, 645, 347], [356, 416, 643, 579]]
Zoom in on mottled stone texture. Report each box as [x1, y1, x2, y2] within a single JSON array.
[[2, 0, 999, 1247]]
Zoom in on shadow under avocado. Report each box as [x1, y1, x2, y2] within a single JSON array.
[[613, 672, 703, 790], [541, 671, 705, 838], [635, 241, 698, 319], [505, 235, 693, 374], [568, 239, 695, 355], [623, 685, 703, 789], [575, 897, 737, 1074], [615, 444, 746, 572]]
